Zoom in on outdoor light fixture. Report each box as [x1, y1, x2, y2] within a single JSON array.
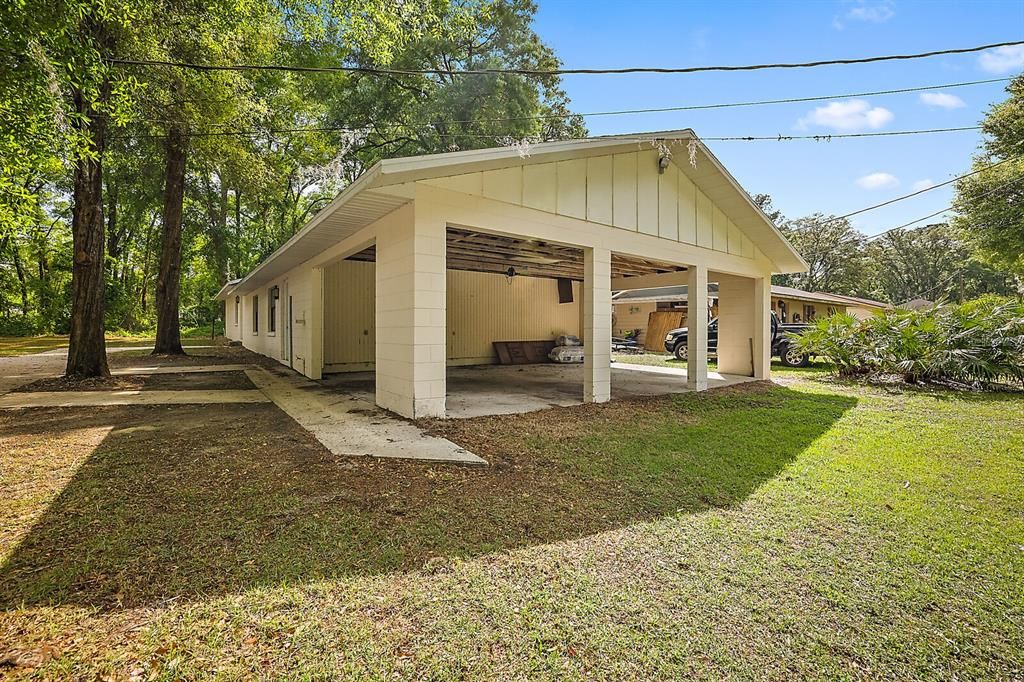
[[504, 266, 517, 284], [658, 153, 671, 174]]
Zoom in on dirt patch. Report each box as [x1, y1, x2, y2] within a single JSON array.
[[14, 371, 255, 393], [107, 344, 262, 370]]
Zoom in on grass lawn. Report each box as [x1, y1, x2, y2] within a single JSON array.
[[0, 364, 1022, 678], [0, 333, 218, 357]]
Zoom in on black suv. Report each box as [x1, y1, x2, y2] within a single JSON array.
[[663, 311, 811, 367]]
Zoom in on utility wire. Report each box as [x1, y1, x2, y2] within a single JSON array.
[[108, 39, 1024, 77], [118, 123, 982, 141]]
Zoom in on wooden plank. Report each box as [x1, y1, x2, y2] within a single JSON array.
[[644, 310, 687, 351]]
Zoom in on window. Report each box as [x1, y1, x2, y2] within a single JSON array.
[[252, 295, 259, 333], [268, 286, 279, 334], [803, 304, 816, 321], [234, 296, 240, 326]]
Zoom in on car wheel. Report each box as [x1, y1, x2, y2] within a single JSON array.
[[673, 343, 688, 361], [779, 345, 810, 367]]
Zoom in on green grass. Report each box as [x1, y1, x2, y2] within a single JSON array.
[[0, 374, 1021, 678], [0, 332, 218, 357]]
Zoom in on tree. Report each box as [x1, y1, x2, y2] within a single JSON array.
[[867, 223, 1015, 304], [953, 75, 1024, 274], [772, 214, 873, 296]]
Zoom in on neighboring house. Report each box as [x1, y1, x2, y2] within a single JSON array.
[[900, 297, 936, 311], [217, 130, 806, 419], [612, 284, 889, 348]]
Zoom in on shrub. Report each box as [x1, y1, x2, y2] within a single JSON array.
[[792, 298, 1024, 388]]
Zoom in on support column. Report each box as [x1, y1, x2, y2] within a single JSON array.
[[717, 273, 762, 378], [753, 276, 771, 380], [687, 265, 709, 391], [584, 247, 612, 403], [375, 202, 447, 419]]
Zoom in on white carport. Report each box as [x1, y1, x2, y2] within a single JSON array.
[[218, 131, 806, 419]]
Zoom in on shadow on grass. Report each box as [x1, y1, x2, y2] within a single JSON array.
[[0, 383, 856, 609]]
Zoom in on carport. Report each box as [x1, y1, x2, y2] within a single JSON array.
[[218, 131, 807, 419]]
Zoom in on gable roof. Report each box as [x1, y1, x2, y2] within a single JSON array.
[[220, 130, 807, 298]]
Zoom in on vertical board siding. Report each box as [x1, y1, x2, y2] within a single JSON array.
[[482, 166, 522, 205], [322, 261, 581, 367], [636, 150, 659, 236], [658, 164, 679, 240], [523, 162, 557, 213], [324, 259, 376, 364], [556, 159, 587, 219], [696, 189, 714, 248], [419, 150, 762, 261], [586, 155, 614, 225], [612, 153, 638, 230], [677, 172, 697, 244]]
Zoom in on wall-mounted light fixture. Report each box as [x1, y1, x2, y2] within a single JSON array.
[[658, 153, 671, 174]]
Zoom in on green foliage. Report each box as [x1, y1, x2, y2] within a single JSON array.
[[952, 76, 1024, 273], [793, 297, 1024, 386], [772, 214, 873, 296]]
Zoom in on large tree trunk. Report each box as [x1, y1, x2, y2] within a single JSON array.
[[66, 85, 110, 378], [153, 123, 187, 355]]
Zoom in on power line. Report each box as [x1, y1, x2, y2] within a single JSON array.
[[833, 156, 1017, 222], [108, 39, 1024, 77], [118, 123, 982, 142]]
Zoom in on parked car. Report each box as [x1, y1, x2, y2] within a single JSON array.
[[663, 311, 811, 367]]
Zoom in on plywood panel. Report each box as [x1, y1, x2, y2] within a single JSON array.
[[523, 162, 557, 213], [481, 166, 522, 205], [645, 311, 686, 352], [677, 171, 697, 244], [658, 164, 679, 240], [712, 205, 728, 253], [696, 189, 713, 248], [586, 155, 614, 225], [556, 159, 587, 219], [612, 152, 638, 230], [636, 150, 659, 236]]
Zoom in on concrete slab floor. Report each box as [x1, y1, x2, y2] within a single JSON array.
[[245, 367, 486, 465], [321, 362, 757, 418]]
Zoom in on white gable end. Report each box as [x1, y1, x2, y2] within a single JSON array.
[[421, 150, 759, 261]]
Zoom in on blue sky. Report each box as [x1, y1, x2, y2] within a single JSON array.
[[532, 0, 1024, 236]]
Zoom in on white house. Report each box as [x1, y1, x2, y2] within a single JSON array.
[[217, 131, 807, 419]]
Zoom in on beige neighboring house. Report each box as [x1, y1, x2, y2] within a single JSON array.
[[613, 284, 889, 347], [217, 130, 806, 419]]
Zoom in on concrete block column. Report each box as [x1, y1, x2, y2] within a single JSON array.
[[753, 276, 771, 380], [374, 202, 447, 418], [687, 265, 709, 391], [584, 247, 612, 403], [716, 273, 767, 378]]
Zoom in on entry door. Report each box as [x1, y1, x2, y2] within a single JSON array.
[[287, 295, 294, 368]]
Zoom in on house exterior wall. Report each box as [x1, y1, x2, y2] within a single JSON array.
[[613, 301, 657, 344], [771, 296, 843, 323], [322, 261, 582, 370], [230, 266, 317, 375]]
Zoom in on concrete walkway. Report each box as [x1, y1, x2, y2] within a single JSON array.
[[245, 366, 485, 465], [0, 389, 269, 409]]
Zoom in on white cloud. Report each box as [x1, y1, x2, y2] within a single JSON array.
[[911, 179, 935, 192], [857, 172, 900, 190], [797, 99, 894, 131], [919, 92, 966, 109], [978, 45, 1024, 74], [833, 0, 895, 29]]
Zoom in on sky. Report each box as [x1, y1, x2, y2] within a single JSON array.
[[531, 0, 1024, 237]]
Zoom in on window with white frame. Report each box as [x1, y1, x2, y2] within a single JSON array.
[[252, 295, 259, 333], [234, 296, 240, 326], [268, 286, 279, 334]]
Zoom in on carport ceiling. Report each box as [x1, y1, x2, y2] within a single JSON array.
[[347, 227, 686, 281]]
